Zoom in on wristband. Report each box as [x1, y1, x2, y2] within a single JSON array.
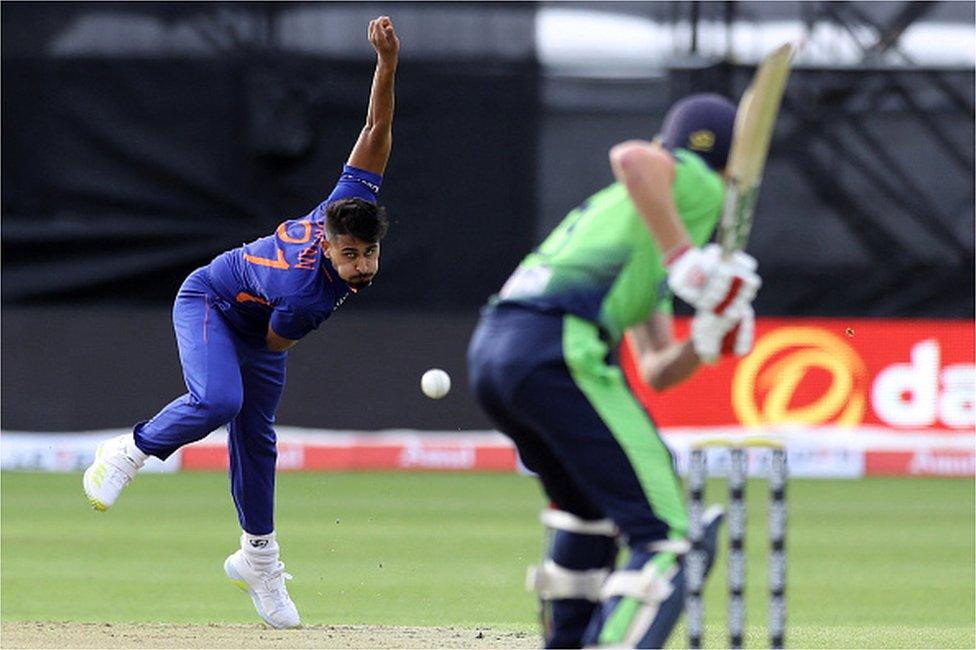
[[663, 242, 692, 267]]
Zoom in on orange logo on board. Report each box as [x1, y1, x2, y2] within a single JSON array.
[[732, 327, 867, 426]]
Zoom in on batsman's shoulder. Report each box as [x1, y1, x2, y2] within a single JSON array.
[[672, 147, 709, 172], [674, 149, 723, 188], [671, 149, 724, 222]]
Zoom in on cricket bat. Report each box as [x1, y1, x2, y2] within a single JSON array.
[[718, 41, 800, 257]]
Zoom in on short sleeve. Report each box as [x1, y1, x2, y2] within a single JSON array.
[[323, 164, 383, 206], [270, 303, 325, 341]]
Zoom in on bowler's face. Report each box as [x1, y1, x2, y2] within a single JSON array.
[[323, 234, 380, 289]]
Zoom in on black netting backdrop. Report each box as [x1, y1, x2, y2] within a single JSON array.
[[2, 57, 538, 308], [4, 2, 973, 316], [2, 2, 539, 309]]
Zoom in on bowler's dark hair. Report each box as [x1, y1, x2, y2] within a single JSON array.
[[325, 198, 389, 243]]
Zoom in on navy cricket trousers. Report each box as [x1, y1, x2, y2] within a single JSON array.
[[467, 304, 687, 545], [134, 267, 286, 535]]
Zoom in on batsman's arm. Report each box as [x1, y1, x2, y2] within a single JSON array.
[[627, 311, 701, 392], [346, 16, 399, 176], [609, 140, 691, 259]]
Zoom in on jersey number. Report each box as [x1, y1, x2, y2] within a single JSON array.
[[243, 222, 314, 269]]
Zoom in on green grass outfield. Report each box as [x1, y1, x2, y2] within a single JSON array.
[[2, 471, 973, 648]]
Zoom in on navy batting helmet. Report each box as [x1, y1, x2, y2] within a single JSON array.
[[660, 93, 737, 171]]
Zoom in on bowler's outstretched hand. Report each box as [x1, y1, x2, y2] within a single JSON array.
[[369, 16, 399, 64]]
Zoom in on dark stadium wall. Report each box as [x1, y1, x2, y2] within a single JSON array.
[[0, 307, 492, 432]]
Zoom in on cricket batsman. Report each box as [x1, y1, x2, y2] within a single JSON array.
[[468, 94, 761, 648], [83, 16, 400, 629]]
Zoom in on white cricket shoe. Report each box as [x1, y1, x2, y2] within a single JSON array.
[[224, 550, 301, 629], [83, 434, 145, 511]]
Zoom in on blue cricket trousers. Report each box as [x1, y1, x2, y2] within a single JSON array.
[[134, 267, 286, 535]]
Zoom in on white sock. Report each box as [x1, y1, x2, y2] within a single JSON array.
[[124, 436, 149, 465], [241, 531, 279, 570]]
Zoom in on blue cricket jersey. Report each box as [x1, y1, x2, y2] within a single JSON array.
[[207, 164, 382, 342]]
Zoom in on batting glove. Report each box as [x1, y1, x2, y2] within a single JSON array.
[[692, 305, 756, 364], [667, 243, 761, 314], [665, 243, 721, 310], [702, 251, 762, 317]]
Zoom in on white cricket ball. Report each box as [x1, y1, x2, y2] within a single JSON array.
[[421, 368, 451, 399]]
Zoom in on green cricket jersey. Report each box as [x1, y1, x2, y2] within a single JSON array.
[[496, 149, 724, 343]]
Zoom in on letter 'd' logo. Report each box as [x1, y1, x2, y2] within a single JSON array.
[[733, 327, 867, 426]]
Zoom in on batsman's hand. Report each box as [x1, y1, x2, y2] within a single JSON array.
[[369, 16, 399, 65], [667, 243, 761, 314], [665, 244, 720, 309], [692, 305, 756, 364]]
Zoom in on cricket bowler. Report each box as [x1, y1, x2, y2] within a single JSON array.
[[468, 94, 762, 648], [83, 16, 399, 629]]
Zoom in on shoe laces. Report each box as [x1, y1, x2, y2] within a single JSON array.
[[102, 452, 140, 489], [261, 562, 294, 607], [106, 470, 133, 492]]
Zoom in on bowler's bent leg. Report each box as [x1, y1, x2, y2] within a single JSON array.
[[135, 271, 244, 459], [85, 270, 243, 511]]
